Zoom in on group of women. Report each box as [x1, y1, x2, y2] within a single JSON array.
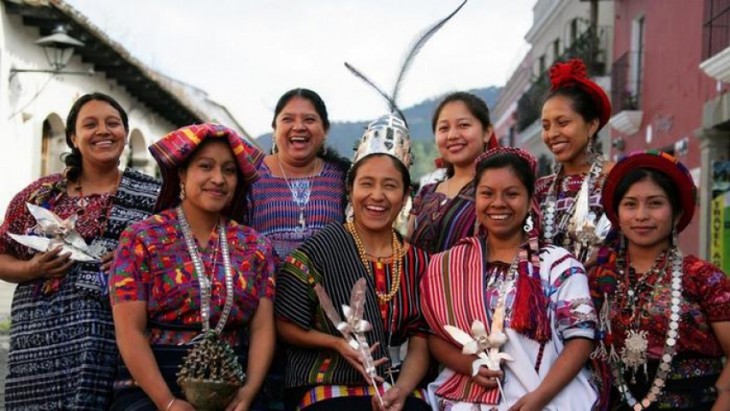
[[0, 58, 728, 411]]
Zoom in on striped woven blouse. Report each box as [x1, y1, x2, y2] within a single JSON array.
[[247, 160, 347, 259], [409, 180, 476, 254], [275, 223, 430, 389]]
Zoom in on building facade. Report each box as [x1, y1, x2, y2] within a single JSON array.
[[0, 0, 255, 315], [609, 0, 726, 257], [504, 0, 615, 176]]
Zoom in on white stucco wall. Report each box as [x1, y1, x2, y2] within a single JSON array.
[[0, 6, 178, 314]]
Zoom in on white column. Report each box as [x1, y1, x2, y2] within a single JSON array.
[[696, 128, 730, 260]]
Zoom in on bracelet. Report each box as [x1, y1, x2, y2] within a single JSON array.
[[164, 397, 176, 411]]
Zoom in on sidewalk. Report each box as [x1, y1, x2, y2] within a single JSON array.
[[1, 335, 8, 410]]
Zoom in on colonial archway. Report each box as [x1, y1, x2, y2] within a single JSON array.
[[41, 113, 67, 176], [127, 129, 150, 172]]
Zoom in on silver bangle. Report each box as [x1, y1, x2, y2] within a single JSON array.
[[164, 398, 176, 411]]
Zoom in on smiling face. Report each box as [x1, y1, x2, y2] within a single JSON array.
[[70, 99, 127, 168], [349, 155, 409, 235], [273, 96, 326, 167], [434, 100, 491, 169], [475, 166, 531, 242], [618, 177, 675, 252], [541, 95, 599, 168], [179, 140, 239, 217]]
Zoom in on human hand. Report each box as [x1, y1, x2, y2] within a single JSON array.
[[471, 365, 503, 390], [225, 385, 252, 411], [26, 247, 73, 279], [371, 384, 408, 411], [334, 339, 387, 383], [100, 251, 115, 274], [508, 390, 549, 411]]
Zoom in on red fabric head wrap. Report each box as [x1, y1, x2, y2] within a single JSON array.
[[549, 59, 611, 131]]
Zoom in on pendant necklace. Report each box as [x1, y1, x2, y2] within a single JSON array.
[[279, 158, 318, 235], [542, 157, 603, 245], [439, 178, 451, 206], [177, 206, 234, 335], [611, 247, 683, 411]]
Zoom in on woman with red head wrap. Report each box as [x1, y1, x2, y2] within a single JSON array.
[[536, 59, 615, 265]]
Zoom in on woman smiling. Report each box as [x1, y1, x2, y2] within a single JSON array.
[[110, 124, 276, 411], [422, 147, 598, 410]]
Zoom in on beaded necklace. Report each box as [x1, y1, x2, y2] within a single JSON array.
[[345, 220, 403, 303], [542, 157, 604, 247], [609, 247, 684, 411], [177, 206, 234, 335]]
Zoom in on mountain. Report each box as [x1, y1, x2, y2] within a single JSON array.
[[255, 85, 501, 179]]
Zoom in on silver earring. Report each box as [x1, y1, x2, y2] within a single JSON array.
[[179, 182, 186, 200], [671, 225, 679, 247], [523, 214, 534, 233]]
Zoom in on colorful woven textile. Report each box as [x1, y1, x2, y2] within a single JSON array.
[[247, 160, 346, 259], [1, 169, 160, 410], [409, 180, 476, 254], [275, 223, 429, 389], [149, 123, 264, 223]]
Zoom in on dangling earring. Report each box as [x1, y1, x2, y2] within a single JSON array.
[[671, 225, 679, 248], [179, 182, 186, 200], [619, 232, 626, 251], [272, 141, 279, 154], [523, 214, 534, 233], [584, 138, 596, 165]]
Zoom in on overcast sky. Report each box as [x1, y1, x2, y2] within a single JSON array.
[[65, 0, 535, 137]]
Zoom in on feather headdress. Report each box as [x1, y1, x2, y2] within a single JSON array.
[[347, 0, 468, 167]]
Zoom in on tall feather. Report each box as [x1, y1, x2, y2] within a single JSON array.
[[343, 62, 407, 123], [391, 0, 468, 105]]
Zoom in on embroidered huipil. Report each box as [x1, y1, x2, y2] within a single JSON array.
[[410, 181, 476, 254], [248, 161, 346, 259], [535, 172, 606, 248], [111, 209, 276, 346], [1, 170, 159, 411], [590, 250, 730, 408], [275, 223, 429, 389], [421, 237, 598, 409]]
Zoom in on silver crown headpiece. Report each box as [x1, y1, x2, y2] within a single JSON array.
[[346, 0, 466, 170], [352, 114, 412, 168]]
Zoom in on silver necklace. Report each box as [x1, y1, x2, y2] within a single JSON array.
[[542, 157, 603, 245], [612, 247, 683, 411], [278, 158, 317, 235], [177, 206, 234, 335]]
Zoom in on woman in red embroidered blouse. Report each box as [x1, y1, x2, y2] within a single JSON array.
[[110, 124, 276, 411], [0, 93, 160, 410], [591, 151, 730, 410]]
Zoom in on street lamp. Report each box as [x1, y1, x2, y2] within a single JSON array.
[[10, 25, 92, 75]]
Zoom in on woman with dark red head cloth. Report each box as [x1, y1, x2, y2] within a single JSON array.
[[591, 151, 730, 410]]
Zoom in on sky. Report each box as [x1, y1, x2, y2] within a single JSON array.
[[64, 0, 536, 137]]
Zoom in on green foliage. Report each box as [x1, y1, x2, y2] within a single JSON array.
[[411, 140, 439, 183], [0, 316, 10, 335]]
